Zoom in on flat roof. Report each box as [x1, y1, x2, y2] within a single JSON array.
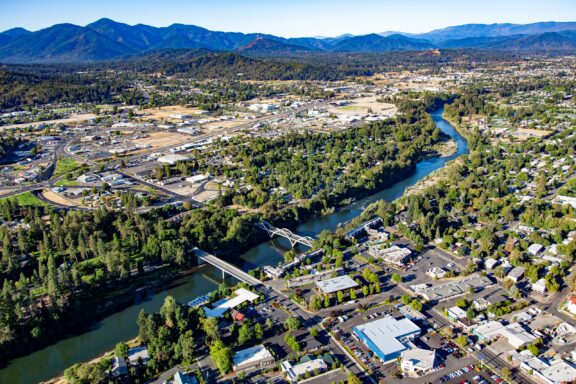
[[354, 316, 420, 358], [233, 345, 273, 367], [419, 275, 492, 302], [315, 275, 358, 294], [204, 288, 259, 318], [402, 348, 436, 369]]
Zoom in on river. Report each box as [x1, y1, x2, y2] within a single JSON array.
[[0, 108, 468, 384]]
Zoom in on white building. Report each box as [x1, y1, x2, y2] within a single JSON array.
[[401, 348, 436, 377], [532, 279, 547, 294], [315, 275, 358, 294], [203, 288, 259, 318], [157, 154, 190, 165], [281, 359, 328, 382], [233, 345, 275, 372], [426, 267, 447, 280], [528, 243, 544, 256]]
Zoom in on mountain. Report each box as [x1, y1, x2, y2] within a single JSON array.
[[331, 33, 434, 52], [419, 21, 576, 41], [0, 19, 576, 63], [86, 18, 162, 51], [486, 31, 576, 51], [237, 36, 313, 53], [0, 23, 134, 63]]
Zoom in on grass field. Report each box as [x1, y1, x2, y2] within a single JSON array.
[[0, 192, 48, 207], [54, 180, 80, 187], [53, 158, 80, 177]]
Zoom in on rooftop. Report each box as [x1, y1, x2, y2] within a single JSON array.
[[233, 345, 274, 367], [315, 275, 358, 294], [204, 288, 259, 318], [354, 315, 420, 359]]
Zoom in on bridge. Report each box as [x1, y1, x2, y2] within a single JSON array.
[[193, 248, 261, 286], [256, 221, 314, 248]]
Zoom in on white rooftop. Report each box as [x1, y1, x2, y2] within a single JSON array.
[[541, 360, 576, 384], [233, 345, 273, 367], [204, 288, 259, 318], [355, 315, 420, 358], [402, 348, 436, 370], [316, 275, 358, 294]]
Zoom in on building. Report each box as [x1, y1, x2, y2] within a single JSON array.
[[370, 245, 411, 267], [426, 267, 447, 280], [566, 297, 576, 314], [507, 267, 525, 283], [532, 278, 547, 294], [157, 154, 190, 165], [472, 321, 536, 348], [353, 315, 421, 362], [401, 348, 437, 377], [281, 359, 328, 382], [528, 243, 545, 256], [203, 288, 259, 318], [233, 345, 275, 372], [127, 346, 149, 366], [110, 356, 128, 378], [484, 258, 499, 270], [447, 306, 468, 321], [174, 371, 199, 384], [419, 275, 493, 302], [473, 298, 489, 311], [315, 275, 358, 294], [398, 305, 427, 322], [519, 353, 576, 384]]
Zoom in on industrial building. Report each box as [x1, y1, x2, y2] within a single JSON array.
[[353, 316, 421, 362], [233, 345, 275, 372], [401, 348, 437, 377], [315, 275, 358, 294]]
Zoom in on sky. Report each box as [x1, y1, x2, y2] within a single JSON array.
[[1, 0, 575, 37]]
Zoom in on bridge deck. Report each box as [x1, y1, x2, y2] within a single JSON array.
[[194, 248, 261, 286]]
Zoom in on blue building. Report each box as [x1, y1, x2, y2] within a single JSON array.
[[353, 315, 421, 362]]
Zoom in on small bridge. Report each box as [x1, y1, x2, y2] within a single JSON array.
[[194, 248, 261, 286], [256, 221, 314, 248]]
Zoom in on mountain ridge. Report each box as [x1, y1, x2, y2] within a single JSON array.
[[0, 19, 575, 63]]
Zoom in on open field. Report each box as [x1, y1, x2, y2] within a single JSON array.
[[328, 95, 396, 117], [137, 106, 205, 121], [41, 189, 85, 207], [53, 158, 81, 177], [0, 191, 48, 207], [132, 131, 192, 148]]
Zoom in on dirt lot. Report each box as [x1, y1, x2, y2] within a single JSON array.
[[328, 95, 396, 117], [137, 106, 205, 121], [41, 189, 85, 208], [132, 131, 192, 148]]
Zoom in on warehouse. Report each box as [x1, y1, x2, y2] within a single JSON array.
[[315, 275, 358, 294], [353, 315, 421, 362], [233, 345, 275, 372]]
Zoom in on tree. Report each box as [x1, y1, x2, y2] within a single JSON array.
[[115, 342, 129, 358], [254, 323, 264, 340], [202, 317, 220, 342], [238, 323, 254, 346], [349, 289, 357, 300], [64, 362, 106, 384], [285, 317, 301, 331], [501, 367, 511, 380], [210, 339, 232, 374], [392, 273, 402, 283], [347, 372, 362, 384], [337, 291, 344, 303], [410, 299, 423, 311], [401, 294, 412, 305], [310, 328, 319, 338], [456, 335, 468, 348]]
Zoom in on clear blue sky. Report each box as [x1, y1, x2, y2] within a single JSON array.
[[1, 0, 575, 37]]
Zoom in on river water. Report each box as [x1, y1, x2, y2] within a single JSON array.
[[0, 108, 468, 384]]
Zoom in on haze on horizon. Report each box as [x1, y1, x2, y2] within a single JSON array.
[[1, 0, 575, 38]]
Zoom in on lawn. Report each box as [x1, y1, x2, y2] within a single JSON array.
[[53, 158, 80, 178], [54, 180, 80, 187], [0, 191, 48, 207]]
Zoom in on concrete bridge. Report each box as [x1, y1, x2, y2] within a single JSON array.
[[256, 221, 314, 247], [193, 247, 261, 286]]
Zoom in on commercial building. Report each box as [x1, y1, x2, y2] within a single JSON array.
[[370, 245, 412, 267], [447, 306, 467, 321], [203, 288, 259, 318], [281, 359, 328, 382], [233, 345, 275, 372], [315, 275, 358, 294], [517, 351, 576, 384], [157, 154, 190, 165], [472, 321, 536, 348], [401, 348, 437, 377], [353, 316, 421, 362], [419, 275, 493, 302], [507, 267, 525, 283]]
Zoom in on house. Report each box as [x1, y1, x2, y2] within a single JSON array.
[[473, 298, 489, 311], [231, 310, 245, 322], [566, 297, 576, 315], [484, 258, 499, 270], [174, 371, 199, 384], [127, 346, 149, 366], [447, 306, 468, 321], [401, 348, 437, 377], [110, 356, 128, 378], [528, 244, 545, 256], [532, 279, 547, 294], [233, 345, 275, 372], [507, 267, 525, 283]]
